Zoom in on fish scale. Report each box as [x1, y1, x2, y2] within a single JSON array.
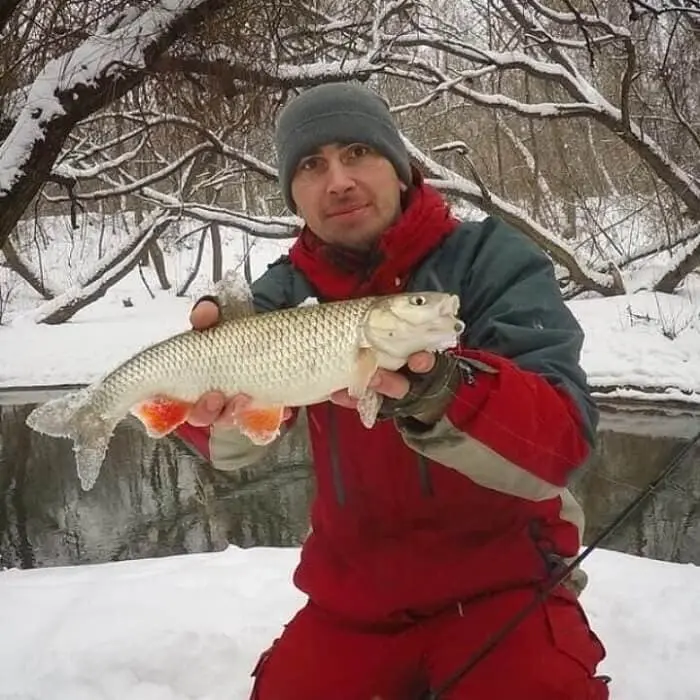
[[101, 297, 376, 412]]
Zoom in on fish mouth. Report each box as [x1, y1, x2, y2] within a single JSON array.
[[432, 295, 464, 337], [420, 316, 465, 351], [428, 326, 464, 350], [438, 294, 461, 318]]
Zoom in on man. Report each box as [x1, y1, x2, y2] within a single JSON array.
[[177, 82, 610, 699]]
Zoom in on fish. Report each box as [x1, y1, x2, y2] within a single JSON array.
[[26, 291, 465, 491]]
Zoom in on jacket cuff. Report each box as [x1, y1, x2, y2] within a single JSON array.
[[398, 350, 500, 435], [174, 422, 211, 461], [443, 350, 501, 427]]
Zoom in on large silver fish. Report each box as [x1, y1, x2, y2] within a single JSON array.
[[26, 291, 464, 491]]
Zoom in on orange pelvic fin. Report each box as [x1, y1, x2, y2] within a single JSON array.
[[234, 405, 286, 445], [131, 396, 193, 438]]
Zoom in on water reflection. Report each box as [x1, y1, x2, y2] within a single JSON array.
[[573, 403, 700, 564], [1, 398, 313, 570], [1, 391, 698, 570]]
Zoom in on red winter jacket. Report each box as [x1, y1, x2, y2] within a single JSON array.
[[177, 179, 598, 625]]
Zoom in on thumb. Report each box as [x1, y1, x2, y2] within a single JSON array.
[[406, 351, 436, 374]]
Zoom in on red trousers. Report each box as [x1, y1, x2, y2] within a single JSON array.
[[250, 588, 610, 700]]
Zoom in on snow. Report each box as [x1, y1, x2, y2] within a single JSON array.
[[1, 216, 700, 406], [570, 288, 700, 404], [0, 214, 290, 388], [3, 281, 700, 404], [0, 213, 699, 698], [0, 545, 697, 700], [0, 4, 697, 695]]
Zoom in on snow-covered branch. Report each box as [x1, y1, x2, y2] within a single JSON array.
[[386, 3, 700, 217], [27, 210, 176, 324], [523, 0, 630, 37], [652, 224, 700, 293], [404, 135, 621, 296], [0, 0, 232, 250], [140, 192, 298, 239], [59, 135, 148, 180], [154, 55, 385, 91], [53, 143, 216, 201], [1, 239, 58, 300], [4, 0, 700, 311]]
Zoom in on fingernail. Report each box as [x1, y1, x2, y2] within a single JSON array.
[[193, 295, 221, 311], [414, 355, 433, 372]]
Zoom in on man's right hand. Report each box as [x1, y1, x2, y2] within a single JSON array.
[[187, 298, 291, 428]]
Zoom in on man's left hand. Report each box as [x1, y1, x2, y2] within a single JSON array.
[[329, 351, 436, 408], [330, 351, 460, 427]]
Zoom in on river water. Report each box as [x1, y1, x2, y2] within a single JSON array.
[[1, 388, 698, 570]]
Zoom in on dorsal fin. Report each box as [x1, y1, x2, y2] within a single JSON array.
[[212, 269, 255, 320]]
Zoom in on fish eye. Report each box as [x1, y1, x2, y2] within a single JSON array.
[[411, 295, 427, 306]]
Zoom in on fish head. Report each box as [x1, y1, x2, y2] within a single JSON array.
[[363, 292, 465, 360]]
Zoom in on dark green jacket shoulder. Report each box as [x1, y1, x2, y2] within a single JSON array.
[[250, 254, 316, 312], [413, 216, 598, 444], [249, 216, 599, 443]]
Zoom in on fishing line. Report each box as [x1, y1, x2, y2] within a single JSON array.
[[581, 468, 696, 498], [423, 426, 700, 700]]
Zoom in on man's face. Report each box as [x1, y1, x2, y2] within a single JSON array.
[[290, 143, 408, 251]]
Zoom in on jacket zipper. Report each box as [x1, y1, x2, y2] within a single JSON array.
[[326, 405, 346, 506], [416, 453, 433, 496]]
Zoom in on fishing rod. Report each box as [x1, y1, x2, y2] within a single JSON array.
[[425, 425, 700, 700]]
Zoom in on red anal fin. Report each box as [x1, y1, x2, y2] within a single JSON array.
[[131, 396, 193, 438], [235, 406, 285, 445]]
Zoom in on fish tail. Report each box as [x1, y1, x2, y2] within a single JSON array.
[[26, 388, 116, 491]]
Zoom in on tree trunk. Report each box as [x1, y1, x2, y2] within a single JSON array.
[[1, 240, 54, 299], [148, 241, 171, 290], [177, 228, 207, 296], [0, 0, 231, 251], [210, 222, 222, 283], [654, 237, 700, 294]]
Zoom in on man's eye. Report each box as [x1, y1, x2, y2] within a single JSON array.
[[299, 158, 319, 171], [347, 144, 370, 158]]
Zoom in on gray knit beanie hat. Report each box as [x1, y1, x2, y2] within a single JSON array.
[[275, 82, 412, 212]]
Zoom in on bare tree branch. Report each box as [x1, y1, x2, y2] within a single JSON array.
[[0, 0, 233, 250], [405, 135, 622, 296], [1, 239, 55, 299]]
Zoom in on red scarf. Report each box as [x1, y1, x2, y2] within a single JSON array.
[[287, 177, 459, 300]]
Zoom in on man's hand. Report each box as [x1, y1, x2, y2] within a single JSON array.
[[329, 352, 436, 408], [187, 298, 291, 428], [331, 351, 460, 427]]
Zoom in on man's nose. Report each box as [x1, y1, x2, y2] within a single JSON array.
[[326, 160, 355, 194]]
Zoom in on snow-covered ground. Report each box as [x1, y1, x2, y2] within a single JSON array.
[[0, 545, 698, 700]]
